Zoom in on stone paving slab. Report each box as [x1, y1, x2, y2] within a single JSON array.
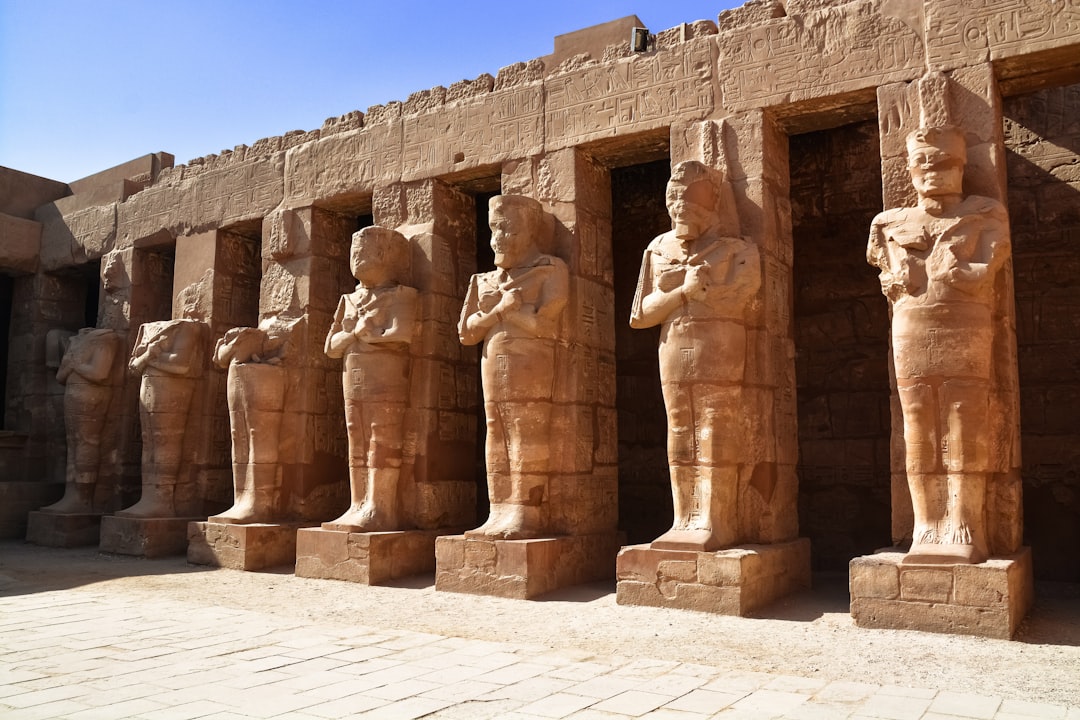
[[1, 549, 1080, 719]]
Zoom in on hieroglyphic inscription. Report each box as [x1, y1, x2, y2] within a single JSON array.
[[284, 123, 402, 205], [545, 41, 713, 146], [928, 0, 1080, 68], [401, 86, 543, 181], [718, 4, 921, 110]]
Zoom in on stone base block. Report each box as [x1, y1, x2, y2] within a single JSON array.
[[435, 532, 623, 599], [99, 515, 197, 557], [295, 527, 454, 584], [187, 521, 309, 571], [615, 538, 812, 616], [26, 510, 102, 548], [1, 483, 64, 539], [849, 547, 1034, 639]]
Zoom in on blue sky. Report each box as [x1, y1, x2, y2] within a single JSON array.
[[0, 1, 739, 184]]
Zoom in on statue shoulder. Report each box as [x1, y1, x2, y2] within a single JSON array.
[[959, 194, 1007, 220], [872, 207, 914, 229]]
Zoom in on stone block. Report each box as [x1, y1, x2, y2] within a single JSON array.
[[435, 532, 623, 599], [100, 515, 196, 557], [187, 521, 310, 571], [25, 510, 102, 548], [0, 479, 63, 539], [295, 527, 453, 584], [849, 547, 1034, 639], [615, 538, 811, 616]]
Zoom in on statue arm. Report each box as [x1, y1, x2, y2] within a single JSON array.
[[144, 323, 197, 376], [944, 210, 1011, 294], [128, 325, 150, 375], [70, 334, 118, 384], [363, 287, 419, 345], [867, 218, 907, 301], [324, 297, 353, 358], [459, 275, 512, 345], [630, 249, 686, 329], [502, 262, 568, 336]]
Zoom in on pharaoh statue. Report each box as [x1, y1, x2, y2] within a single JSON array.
[[39, 327, 122, 514], [630, 160, 761, 551], [118, 272, 211, 519], [209, 314, 301, 524], [323, 226, 419, 532], [458, 194, 569, 540], [868, 125, 1010, 564]]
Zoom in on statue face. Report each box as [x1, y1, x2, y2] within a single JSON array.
[[666, 179, 716, 240], [489, 207, 536, 269], [350, 243, 390, 286], [908, 145, 964, 198]]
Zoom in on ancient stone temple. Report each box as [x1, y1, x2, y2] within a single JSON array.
[[2, 1, 1079, 636]]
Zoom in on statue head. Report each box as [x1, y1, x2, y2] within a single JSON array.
[[489, 195, 543, 270], [667, 161, 723, 241], [906, 126, 966, 200], [350, 226, 411, 287]]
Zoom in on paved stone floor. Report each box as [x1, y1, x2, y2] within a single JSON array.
[[1, 541, 1078, 720]]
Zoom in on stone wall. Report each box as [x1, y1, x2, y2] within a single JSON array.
[[1005, 82, 1080, 582]]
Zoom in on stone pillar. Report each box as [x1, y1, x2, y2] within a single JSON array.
[[188, 210, 344, 570], [615, 115, 811, 615], [296, 179, 479, 584], [13, 273, 87, 543], [434, 149, 623, 599], [104, 228, 253, 557], [849, 66, 1032, 639]]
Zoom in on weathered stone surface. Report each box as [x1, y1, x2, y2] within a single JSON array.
[[25, 510, 101, 548], [100, 515, 195, 557], [295, 527, 449, 584], [187, 521, 309, 570], [850, 548, 1034, 639], [0, 213, 42, 274], [435, 533, 623, 599], [616, 539, 811, 615]]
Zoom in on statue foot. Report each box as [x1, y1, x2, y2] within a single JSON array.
[[321, 504, 397, 533], [115, 493, 174, 519], [903, 542, 986, 565], [487, 505, 545, 540], [651, 527, 725, 552], [209, 499, 270, 525], [40, 484, 95, 515]]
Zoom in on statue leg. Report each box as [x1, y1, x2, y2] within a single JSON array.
[[118, 376, 193, 518], [43, 383, 109, 514], [897, 382, 942, 555], [465, 400, 511, 537], [942, 380, 991, 563], [210, 402, 253, 523]]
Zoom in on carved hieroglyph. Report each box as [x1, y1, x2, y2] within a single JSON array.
[[209, 315, 301, 524], [630, 160, 761, 552], [118, 272, 211, 519], [459, 195, 569, 540], [868, 125, 1011, 565], [39, 328, 121, 514], [323, 226, 419, 532]]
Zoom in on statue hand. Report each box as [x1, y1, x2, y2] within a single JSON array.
[[685, 264, 709, 301]]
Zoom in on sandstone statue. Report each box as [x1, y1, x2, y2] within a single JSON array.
[[459, 195, 569, 540], [118, 273, 211, 519], [868, 126, 1010, 565], [630, 160, 761, 551], [209, 315, 301, 524], [39, 327, 122, 514], [323, 226, 419, 532]]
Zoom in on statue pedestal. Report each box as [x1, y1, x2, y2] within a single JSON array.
[[849, 548, 1033, 640], [99, 515, 196, 557], [187, 521, 308, 571], [435, 533, 623, 600], [295, 527, 452, 584], [615, 539, 811, 616], [26, 510, 102, 548]]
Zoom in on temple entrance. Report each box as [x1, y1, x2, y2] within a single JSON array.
[[611, 158, 672, 545], [789, 121, 892, 571]]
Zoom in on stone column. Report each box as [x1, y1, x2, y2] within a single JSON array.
[[296, 179, 480, 584], [614, 115, 811, 616], [850, 66, 1032, 639], [434, 148, 623, 599], [188, 208, 352, 570]]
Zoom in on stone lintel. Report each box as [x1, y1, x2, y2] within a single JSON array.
[[849, 547, 1034, 640], [100, 515, 197, 557], [615, 538, 811, 616], [26, 510, 103, 548], [435, 533, 623, 600], [295, 527, 455, 584], [187, 521, 310, 571]]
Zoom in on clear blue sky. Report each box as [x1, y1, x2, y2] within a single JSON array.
[[0, 1, 739, 185]]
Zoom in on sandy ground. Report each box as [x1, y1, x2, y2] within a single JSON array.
[[2, 540, 1079, 708]]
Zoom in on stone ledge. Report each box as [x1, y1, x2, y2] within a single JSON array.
[[295, 527, 454, 585], [187, 521, 311, 571], [849, 547, 1034, 639], [100, 515, 197, 557], [435, 532, 623, 600], [615, 538, 812, 616], [26, 510, 102, 548]]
